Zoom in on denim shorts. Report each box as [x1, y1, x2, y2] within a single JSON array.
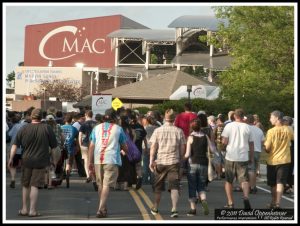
[[211, 151, 223, 166], [248, 152, 260, 172], [187, 163, 208, 201]]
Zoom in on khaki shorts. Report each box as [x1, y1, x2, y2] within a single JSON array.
[[225, 160, 249, 184], [153, 163, 180, 193], [95, 164, 118, 188], [22, 167, 46, 188]]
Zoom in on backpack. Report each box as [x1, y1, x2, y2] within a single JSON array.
[[214, 125, 225, 151], [6, 122, 13, 143], [6, 130, 11, 143], [125, 132, 141, 163]]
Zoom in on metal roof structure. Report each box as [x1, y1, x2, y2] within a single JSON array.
[[108, 29, 176, 42], [168, 15, 228, 31], [171, 53, 233, 70], [107, 66, 175, 80], [73, 70, 216, 107]]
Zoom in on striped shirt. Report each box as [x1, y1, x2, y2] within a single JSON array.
[[149, 122, 186, 165]]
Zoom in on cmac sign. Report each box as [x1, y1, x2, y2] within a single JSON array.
[[39, 26, 106, 61], [24, 15, 121, 68]]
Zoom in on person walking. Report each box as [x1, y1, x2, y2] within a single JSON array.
[[61, 113, 79, 188], [264, 111, 293, 209], [245, 114, 265, 194], [175, 103, 197, 180], [213, 114, 226, 179], [129, 112, 147, 189], [197, 112, 215, 190], [7, 112, 25, 188], [8, 108, 57, 217], [142, 115, 158, 185], [116, 115, 136, 191], [45, 114, 64, 189], [149, 109, 186, 218], [71, 112, 86, 178], [221, 108, 254, 209], [184, 119, 218, 216], [282, 116, 294, 195], [174, 102, 197, 138], [88, 108, 128, 218], [79, 110, 97, 183]]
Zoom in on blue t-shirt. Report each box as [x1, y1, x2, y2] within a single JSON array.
[[61, 124, 78, 154]]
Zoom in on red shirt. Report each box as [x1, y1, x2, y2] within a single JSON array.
[[174, 112, 197, 138]]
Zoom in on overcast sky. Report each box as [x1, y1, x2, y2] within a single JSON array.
[[4, 3, 217, 75], [4, 2, 295, 76]]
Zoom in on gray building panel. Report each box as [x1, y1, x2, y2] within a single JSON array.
[[168, 15, 228, 30], [171, 53, 232, 70], [108, 29, 176, 42], [120, 16, 150, 29]]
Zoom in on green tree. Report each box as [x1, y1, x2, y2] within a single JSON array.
[[35, 80, 89, 102], [213, 6, 294, 117], [6, 62, 24, 86], [6, 71, 15, 84]]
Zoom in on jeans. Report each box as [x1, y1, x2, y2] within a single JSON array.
[[142, 152, 153, 184], [187, 163, 208, 200]]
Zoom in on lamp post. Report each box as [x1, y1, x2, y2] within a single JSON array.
[[95, 68, 99, 94], [43, 88, 47, 110], [89, 71, 93, 95], [76, 63, 89, 95], [187, 85, 192, 103]]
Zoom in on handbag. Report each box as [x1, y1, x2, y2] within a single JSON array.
[[50, 146, 61, 165], [125, 133, 141, 163], [207, 139, 217, 182]]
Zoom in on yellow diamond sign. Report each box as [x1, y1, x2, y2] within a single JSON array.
[[111, 98, 123, 111]]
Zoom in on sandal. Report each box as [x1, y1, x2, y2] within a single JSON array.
[[266, 203, 276, 209], [224, 203, 234, 209], [28, 212, 42, 217], [96, 209, 107, 218], [284, 188, 292, 194], [18, 210, 28, 216]]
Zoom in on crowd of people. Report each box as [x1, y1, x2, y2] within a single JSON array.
[[6, 104, 294, 218]]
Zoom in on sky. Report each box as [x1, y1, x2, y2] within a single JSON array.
[[4, 3, 217, 75]]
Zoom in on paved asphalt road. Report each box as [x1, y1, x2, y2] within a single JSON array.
[[4, 166, 295, 223]]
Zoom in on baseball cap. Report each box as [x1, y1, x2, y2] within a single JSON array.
[[197, 110, 206, 116], [46, 114, 55, 121], [103, 108, 117, 122]]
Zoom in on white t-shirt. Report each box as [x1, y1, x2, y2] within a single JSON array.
[[221, 121, 254, 161], [249, 125, 265, 153]]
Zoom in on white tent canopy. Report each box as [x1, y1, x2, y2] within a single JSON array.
[[169, 84, 220, 100]]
